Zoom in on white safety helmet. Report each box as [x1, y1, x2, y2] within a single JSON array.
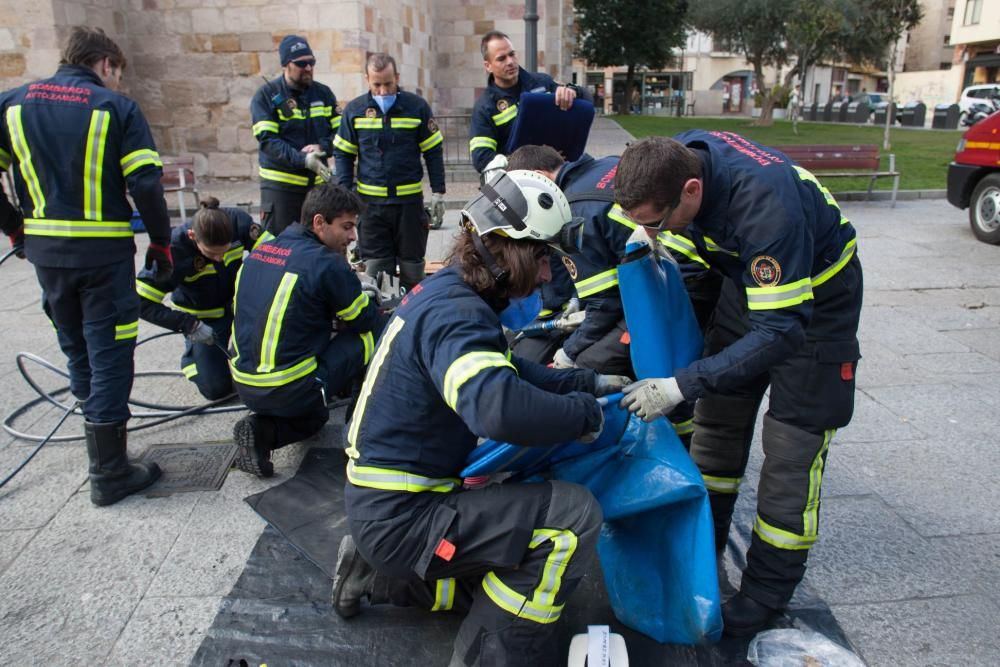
[[462, 169, 584, 255]]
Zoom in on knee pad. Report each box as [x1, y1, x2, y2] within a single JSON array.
[[545, 480, 602, 541], [757, 414, 831, 534], [398, 260, 425, 289], [365, 258, 396, 281], [689, 394, 762, 475]]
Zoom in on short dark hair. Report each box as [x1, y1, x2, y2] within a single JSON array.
[[62, 26, 126, 70], [615, 136, 701, 211], [481, 31, 511, 60], [300, 184, 364, 225], [192, 197, 232, 247], [366, 52, 397, 76], [448, 224, 544, 299], [507, 145, 565, 173]]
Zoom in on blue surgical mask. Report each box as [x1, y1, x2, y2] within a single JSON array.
[[373, 94, 397, 115], [499, 290, 543, 330]]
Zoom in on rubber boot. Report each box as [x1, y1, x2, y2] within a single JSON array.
[[232, 414, 275, 478], [721, 591, 781, 637], [85, 421, 161, 507], [397, 259, 426, 292], [365, 257, 397, 284], [332, 534, 383, 618]]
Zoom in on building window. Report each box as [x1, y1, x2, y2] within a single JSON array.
[[944, 35, 951, 46], [948, 7, 954, 19], [964, 0, 982, 26], [941, 62, 953, 70]]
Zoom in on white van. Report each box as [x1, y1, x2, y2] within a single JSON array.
[[959, 84, 1000, 115]]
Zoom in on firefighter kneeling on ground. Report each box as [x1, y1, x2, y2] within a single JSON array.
[[230, 184, 385, 478], [332, 170, 630, 666]]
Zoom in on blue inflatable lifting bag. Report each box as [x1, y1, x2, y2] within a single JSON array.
[[505, 92, 595, 162]]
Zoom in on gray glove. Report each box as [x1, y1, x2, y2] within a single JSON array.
[[357, 273, 382, 305], [304, 151, 332, 182], [578, 408, 604, 444], [620, 377, 685, 422], [186, 321, 215, 346], [552, 347, 576, 369], [555, 310, 586, 332], [594, 374, 632, 397]]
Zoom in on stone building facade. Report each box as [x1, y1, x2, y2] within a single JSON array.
[[0, 0, 575, 178]]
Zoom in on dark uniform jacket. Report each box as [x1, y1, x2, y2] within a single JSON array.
[[0, 64, 170, 268], [344, 266, 603, 520], [332, 90, 445, 204], [250, 75, 339, 192], [469, 67, 558, 173], [136, 207, 257, 333], [230, 222, 380, 409], [671, 130, 859, 400]]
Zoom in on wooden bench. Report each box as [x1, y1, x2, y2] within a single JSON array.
[[160, 156, 199, 223], [772, 144, 900, 208]]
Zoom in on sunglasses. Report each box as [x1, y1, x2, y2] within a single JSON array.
[[629, 203, 677, 232], [291, 58, 316, 68]]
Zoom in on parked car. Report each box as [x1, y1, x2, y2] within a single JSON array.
[[958, 84, 1000, 117], [947, 110, 1000, 244]]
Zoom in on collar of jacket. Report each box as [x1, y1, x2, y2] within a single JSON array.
[[486, 66, 538, 96], [56, 64, 105, 88], [687, 143, 726, 233], [556, 153, 597, 189]]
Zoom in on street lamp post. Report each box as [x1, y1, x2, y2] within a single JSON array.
[[525, 0, 538, 72]]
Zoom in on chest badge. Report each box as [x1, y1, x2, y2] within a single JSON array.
[[286, 97, 298, 110], [496, 99, 509, 112], [561, 256, 578, 280], [750, 255, 782, 286], [193, 256, 207, 272], [365, 107, 377, 118]]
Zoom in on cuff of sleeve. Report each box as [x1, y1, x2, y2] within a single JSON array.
[[674, 368, 703, 402]]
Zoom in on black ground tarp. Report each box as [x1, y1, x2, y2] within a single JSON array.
[[190, 445, 855, 666]]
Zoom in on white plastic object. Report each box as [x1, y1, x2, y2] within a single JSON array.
[[567, 625, 629, 667]]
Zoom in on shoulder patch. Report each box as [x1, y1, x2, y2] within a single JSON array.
[[249, 223, 262, 241], [427, 118, 439, 133], [496, 99, 508, 112], [561, 256, 578, 280], [193, 255, 207, 272], [750, 255, 781, 287]]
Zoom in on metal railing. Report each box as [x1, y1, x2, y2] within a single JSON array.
[[435, 114, 473, 167]]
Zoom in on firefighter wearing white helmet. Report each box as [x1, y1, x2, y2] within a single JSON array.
[[333, 169, 630, 666]]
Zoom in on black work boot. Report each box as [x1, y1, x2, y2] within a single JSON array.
[[332, 534, 377, 619], [85, 421, 161, 507], [722, 591, 782, 637], [232, 414, 274, 478]]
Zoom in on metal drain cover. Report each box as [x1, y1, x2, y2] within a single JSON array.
[[139, 442, 238, 495]]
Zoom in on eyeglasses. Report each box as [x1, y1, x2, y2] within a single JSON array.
[[291, 59, 316, 69], [627, 203, 677, 232]]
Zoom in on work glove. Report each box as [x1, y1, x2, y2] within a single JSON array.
[[357, 273, 382, 305], [304, 151, 332, 182], [430, 192, 446, 229], [620, 377, 685, 422], [555, 310, 586, 332], [594, 374, 632, 397], [186, 320, 215, 346], [563, 297, 581, 316], [7, 224, 25, 259], [578, 408, 604, 444], [145, 243, 174, 282], [482, 154, 508, 184], [552, 347, 576, 369]]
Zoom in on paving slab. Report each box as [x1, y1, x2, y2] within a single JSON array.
[[104, 596, 222, 667]]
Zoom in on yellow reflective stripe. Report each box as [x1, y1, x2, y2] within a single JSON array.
[[357, 182, 389, 197], [574, 268, 619, 298], [231, 264, 244, 360], [310, 105, 333, 118], [671, 418, 694, 436], [753, 515, 817, 551], [491, 103, 518, 126], [390, 117, 421, 128], [223, 245, 244, 266], [347, 316, 406, 454], [114, 320, 139, 340], [537, 308, 554, 319], [258, 272, 298, 372], [253, 120, 279, 136], [482, 571, 563, 624], [419, 130, 443, 152], [702, 235, 738, 256], [607, 204, 636, 231], [230, 354, 317, 387], [353, 117, 383, 129], [812, 239, 856, 288], [333, 135, 358, 155], [182, 363, 198, 379], [278, 108, 307, 121], [173, 304, 226, 319], [24, 218, 132, 238], [431, 578, 456, 611], [259, 168, 310, 187], [360, 331, 374, 364], [251, 230, 275, 251], [803, 429, 834, 537], [702, 474, 741, 494], [395, 182, 423, 196], [346, 460, 461, 493], [83, 110, 110, 220], [331, 116, 341, 131], [337, 291, 370, 321], [0, 146, 10, 170], [793, 165, 842, 213], [746, 277, 813, 311], [657, 231, 710, 268], [528, 528, 578, 610], [135, 281, 166, 303], [119, 148, 161, 178], [443, 351, 516, 410], [469, 136, 498, 152], [6, 106, 46, 217], [183, 265, 218, 282]]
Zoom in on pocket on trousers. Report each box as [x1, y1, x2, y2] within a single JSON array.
[[413, 502, 458, 580], [812, 338, 861, 428]]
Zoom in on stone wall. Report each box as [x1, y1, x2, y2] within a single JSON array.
[[0, 0, 577, 178]]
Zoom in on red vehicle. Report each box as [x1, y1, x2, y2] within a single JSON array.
[[947, 111, 1000, 244]]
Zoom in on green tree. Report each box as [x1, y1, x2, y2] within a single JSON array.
[[574, 0, 689, 115]]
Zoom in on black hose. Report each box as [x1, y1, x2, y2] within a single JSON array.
[[0, 400, 79, 490]]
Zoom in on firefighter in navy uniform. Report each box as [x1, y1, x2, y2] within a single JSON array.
[[333, 52, 445, 292], [0, 27, 173, 506], [331, 170, 630, 666], [230, 184, 384, 478], [250, 35, 339, 235], [615, 133, 863, 636], [469, 30, 580, 173], [136, 197, 257, 400]]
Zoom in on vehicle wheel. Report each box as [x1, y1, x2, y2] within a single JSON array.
[[969, 174, 1000, 244]]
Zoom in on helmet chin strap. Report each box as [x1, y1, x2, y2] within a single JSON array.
[[470, 231, 509, 286]]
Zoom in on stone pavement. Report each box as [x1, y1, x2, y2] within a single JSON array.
[[1, 120, 999, 666]]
